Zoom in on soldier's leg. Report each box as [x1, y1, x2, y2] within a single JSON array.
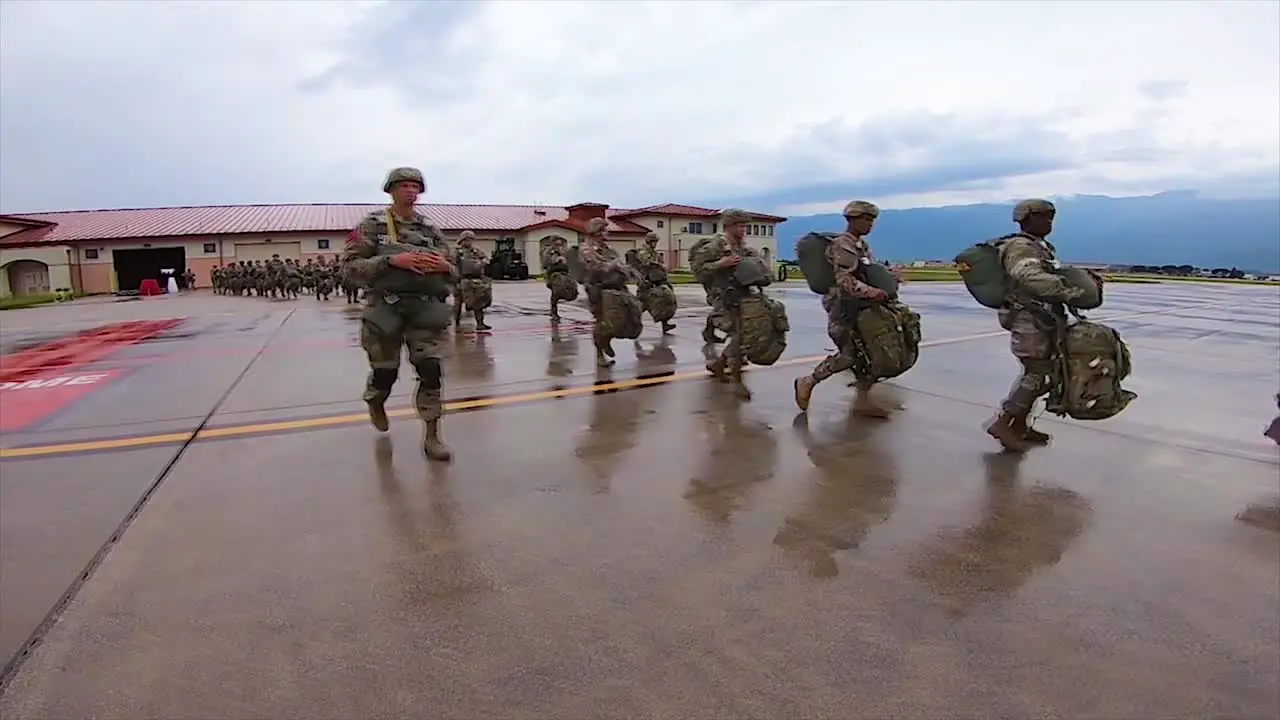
[[405, 326, 451, 461], [988, 318, 1054, 452], [473, 308, 491, 331], [360, 322, 403, 432], [702, 313, 723, 343], [550, 295, 560, 321], [793, 346, 855, 411]]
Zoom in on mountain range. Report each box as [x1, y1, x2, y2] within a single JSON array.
[[775, 191, 1280, 273]]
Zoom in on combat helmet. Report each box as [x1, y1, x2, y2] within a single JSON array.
[[382, 167, 426, 194]]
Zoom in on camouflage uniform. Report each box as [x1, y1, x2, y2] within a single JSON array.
[[452, 230, 493, 331], [540, 236, 575, 321], [633, 232, 676, 333], [343, 166, 457, 461], [987, 198, 1087, 452], [696, 208, 760, 399], [578, 217, 629, 367], [794, 200, 891, 417]]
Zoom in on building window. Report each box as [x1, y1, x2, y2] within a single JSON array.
[[768, 225, 774, 236], [317, 238, 330, 250], [656, 220, 664, 228], [84, 248, 99, 260], [688, 222, 703, 234], [711, 223, 717, 234], [203, 242, 217, 254]]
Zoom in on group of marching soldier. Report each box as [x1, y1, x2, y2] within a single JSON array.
[[337, 166, 1132, 462], [209, 256, 360, 303]]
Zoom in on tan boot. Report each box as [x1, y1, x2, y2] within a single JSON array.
[[794, 375, 816, 412], [422, 420, 453, 462], [986, 412, 1030, 453], [367, 400, 390, 432], [1012, 414, 1051, 444], [852, 389, 890, 419]]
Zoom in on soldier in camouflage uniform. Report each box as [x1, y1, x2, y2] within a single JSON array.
[[693, 208, 761, 399], [541, 236, 575, 322], [633, 232, 676, 333], [578, 217, 631, 367], [794, 200, 892, 418], [987, 198, 1089, 453], [343, 167, 457, 461], [452, 230, 493, 331]]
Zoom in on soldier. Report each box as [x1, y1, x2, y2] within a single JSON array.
[[793, 200, 892, 418], [343, 166, 457, 461], [633, 232, 676, 333], [541, 236, 575, 322], [693, 208, 761, 399], [452, 230, 492, 331], [578, 216, 631, 367], [986, 198, 1088, 452]]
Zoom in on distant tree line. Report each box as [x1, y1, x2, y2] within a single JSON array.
[[1126, 265, 1250, 279]]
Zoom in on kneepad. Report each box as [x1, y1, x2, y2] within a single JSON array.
[[370, 367, 399, 392], [412, 357, 443, 389]]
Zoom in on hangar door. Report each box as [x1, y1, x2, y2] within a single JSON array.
[[235, 242, 301, 262]]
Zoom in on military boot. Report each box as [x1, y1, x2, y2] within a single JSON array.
[[702, 319, 723, 344], [367, 400, 390, 432], [474, 309, 492, 332], [706, 355, 729, 382], [986, 412, 1030, 453], [794, 375, 816, 412], [1011, 414, 1051, 444], [422, 420, 452, 461], [550, 301, 560, 323], [852, 389, 890, 419]]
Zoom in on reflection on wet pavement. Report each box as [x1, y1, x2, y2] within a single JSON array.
[[908, 453, 1092, 617], [1, 283, 1277, 718]]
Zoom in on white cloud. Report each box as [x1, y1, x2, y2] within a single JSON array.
[[1, 0, 1277, 214]]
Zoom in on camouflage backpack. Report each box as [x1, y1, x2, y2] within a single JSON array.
[[739, 295, 789, 366], [688, 237, 718, 280], [1045, 320, 1137, 421], [851, 301, 922, 381]]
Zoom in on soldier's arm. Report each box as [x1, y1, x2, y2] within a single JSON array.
[[829, 239, 882, 299], [579, 244, 607, 272], [341, 216, 391, 283], [1002, 239, 1079, 302]]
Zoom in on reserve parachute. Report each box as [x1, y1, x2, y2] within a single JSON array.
[[955, 234, 1104, 310]]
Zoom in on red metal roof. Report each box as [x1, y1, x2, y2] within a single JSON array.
[[611, 203, 788, 223], [1, 202, 784, 246], [0, 214, 56, 246]]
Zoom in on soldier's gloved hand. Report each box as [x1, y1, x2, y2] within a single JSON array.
[[418, 252, 452, 274], [718, 255, 742, 269], [867, 288, 889, 302]]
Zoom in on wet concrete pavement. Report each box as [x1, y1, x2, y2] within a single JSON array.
[[1, 281, 1277, 718]]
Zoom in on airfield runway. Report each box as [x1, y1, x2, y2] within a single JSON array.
[[1, 281, 1277, 718]]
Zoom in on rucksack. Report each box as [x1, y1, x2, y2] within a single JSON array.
[[852, 302, 922, 381], [739, 295, 789, 366], [954, 233, 1027, 309], [1046, 320, 1136, 421], [795, 231, 839, 294]]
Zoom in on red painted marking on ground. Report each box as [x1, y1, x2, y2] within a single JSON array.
[[0, 319, 184, 384], [0, 369, 126, 432]]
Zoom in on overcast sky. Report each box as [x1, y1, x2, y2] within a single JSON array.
[[1, 0, 1277, 215]]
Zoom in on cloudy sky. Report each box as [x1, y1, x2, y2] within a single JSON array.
[[1, 0, 1277, 215]]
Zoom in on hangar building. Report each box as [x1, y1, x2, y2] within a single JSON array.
[[0, 202, 786, 298]]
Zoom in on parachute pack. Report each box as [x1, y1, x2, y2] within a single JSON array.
[[600, 289, 644, 340], [955, 234, 1104, 310], [641, 284, 677, 323], [1046, 320, 1137, 421], [795, 232, 899, 302]]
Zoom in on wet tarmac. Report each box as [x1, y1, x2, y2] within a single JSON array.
[[1, 281, 1277, 718]]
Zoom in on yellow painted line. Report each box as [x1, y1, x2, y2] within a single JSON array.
[[0, 302, 1216, 461]]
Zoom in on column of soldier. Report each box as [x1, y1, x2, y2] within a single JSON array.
[[207, 255, 360, 302], [343, 167, 1140, 463]]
